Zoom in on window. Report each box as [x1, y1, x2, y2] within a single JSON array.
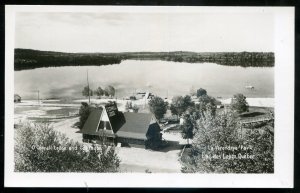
[[98, 121, 112, 131], [106, 122, 112, 130], [98, 121, 105, 130]]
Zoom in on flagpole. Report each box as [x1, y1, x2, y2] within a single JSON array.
[[37, 90, 40, 105], [87, 69, 90, 104]]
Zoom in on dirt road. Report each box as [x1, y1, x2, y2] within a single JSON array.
[[116, 146, 182, 173]]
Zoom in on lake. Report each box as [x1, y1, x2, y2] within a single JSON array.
[[14, 60, 274, 99]]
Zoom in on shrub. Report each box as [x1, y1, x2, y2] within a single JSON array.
[[15, 123, 120, 172], [181, 110, 274, 173]]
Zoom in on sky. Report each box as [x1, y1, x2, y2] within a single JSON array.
[[15, 11, 274, 53]]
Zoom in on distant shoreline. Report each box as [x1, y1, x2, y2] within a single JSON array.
[[14, 48, 275, 71]]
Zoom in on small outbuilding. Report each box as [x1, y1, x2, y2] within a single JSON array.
[[14, 94, 21, 103]]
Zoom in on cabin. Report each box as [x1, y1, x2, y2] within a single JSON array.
[[80, 102, 162, 149], [135, 92, 154, 100], [14, 94, 21, 103], [215, 100, 224, 108]]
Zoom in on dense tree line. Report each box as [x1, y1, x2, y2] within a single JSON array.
[[121, 51, 275, 67], [82, 85, 115, 98], [15, 49, 275, 71], [14, 49, 122, 71]]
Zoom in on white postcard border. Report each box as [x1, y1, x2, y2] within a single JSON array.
[[5, 5, 294, 188]]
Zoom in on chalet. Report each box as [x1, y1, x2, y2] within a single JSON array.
[[14, 94, 21, 103], [80, 102, 162, 149]]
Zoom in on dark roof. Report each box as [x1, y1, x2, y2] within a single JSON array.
[[80, 108, 102, 135], [80, 108, 115, 138], [108, 111, 126, 133], [115, 112, 154, 140], [116, 131, 147, 140], [215, 100, 222, 105], [80, 107, 160, 140]]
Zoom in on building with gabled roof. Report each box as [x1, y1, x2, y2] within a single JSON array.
[[14, 94, 21, 103], [80, 102, 162, 148]]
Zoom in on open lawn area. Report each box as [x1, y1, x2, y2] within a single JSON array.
[[238, 106, 273, 121]]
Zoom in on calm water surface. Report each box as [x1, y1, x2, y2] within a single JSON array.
[[15, 60, 274, 99]]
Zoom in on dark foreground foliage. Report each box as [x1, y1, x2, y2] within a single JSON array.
[[15, 123, 120, 172], [181, 110, 274, 173]]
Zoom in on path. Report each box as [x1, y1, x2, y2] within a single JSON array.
[[51, 117, 82, 143]]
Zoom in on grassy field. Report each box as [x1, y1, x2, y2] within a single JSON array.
[[45, 107, 79, 116], [239, 106, 273, 121], [14, 104, 80, 124]]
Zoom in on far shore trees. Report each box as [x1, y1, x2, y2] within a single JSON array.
[[148, 96, 168, 120], [230, 93, 249, 113], [15, 49, 275, 71], [82, 86, 93, 98], [15, 123, 120, 172]]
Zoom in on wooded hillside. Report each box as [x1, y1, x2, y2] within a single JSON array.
[[14, 49, 275, 71]]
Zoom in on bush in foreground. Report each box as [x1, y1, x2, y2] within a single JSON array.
[[15, 123, 120, 172], [181, 110, 274, 173]]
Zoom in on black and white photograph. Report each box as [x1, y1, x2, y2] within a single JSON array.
[[5, 6, 294, 187]]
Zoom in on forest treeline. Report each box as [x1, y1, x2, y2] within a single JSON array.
[[14, 49, 275, 71], [14, 49, 122, 71]]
